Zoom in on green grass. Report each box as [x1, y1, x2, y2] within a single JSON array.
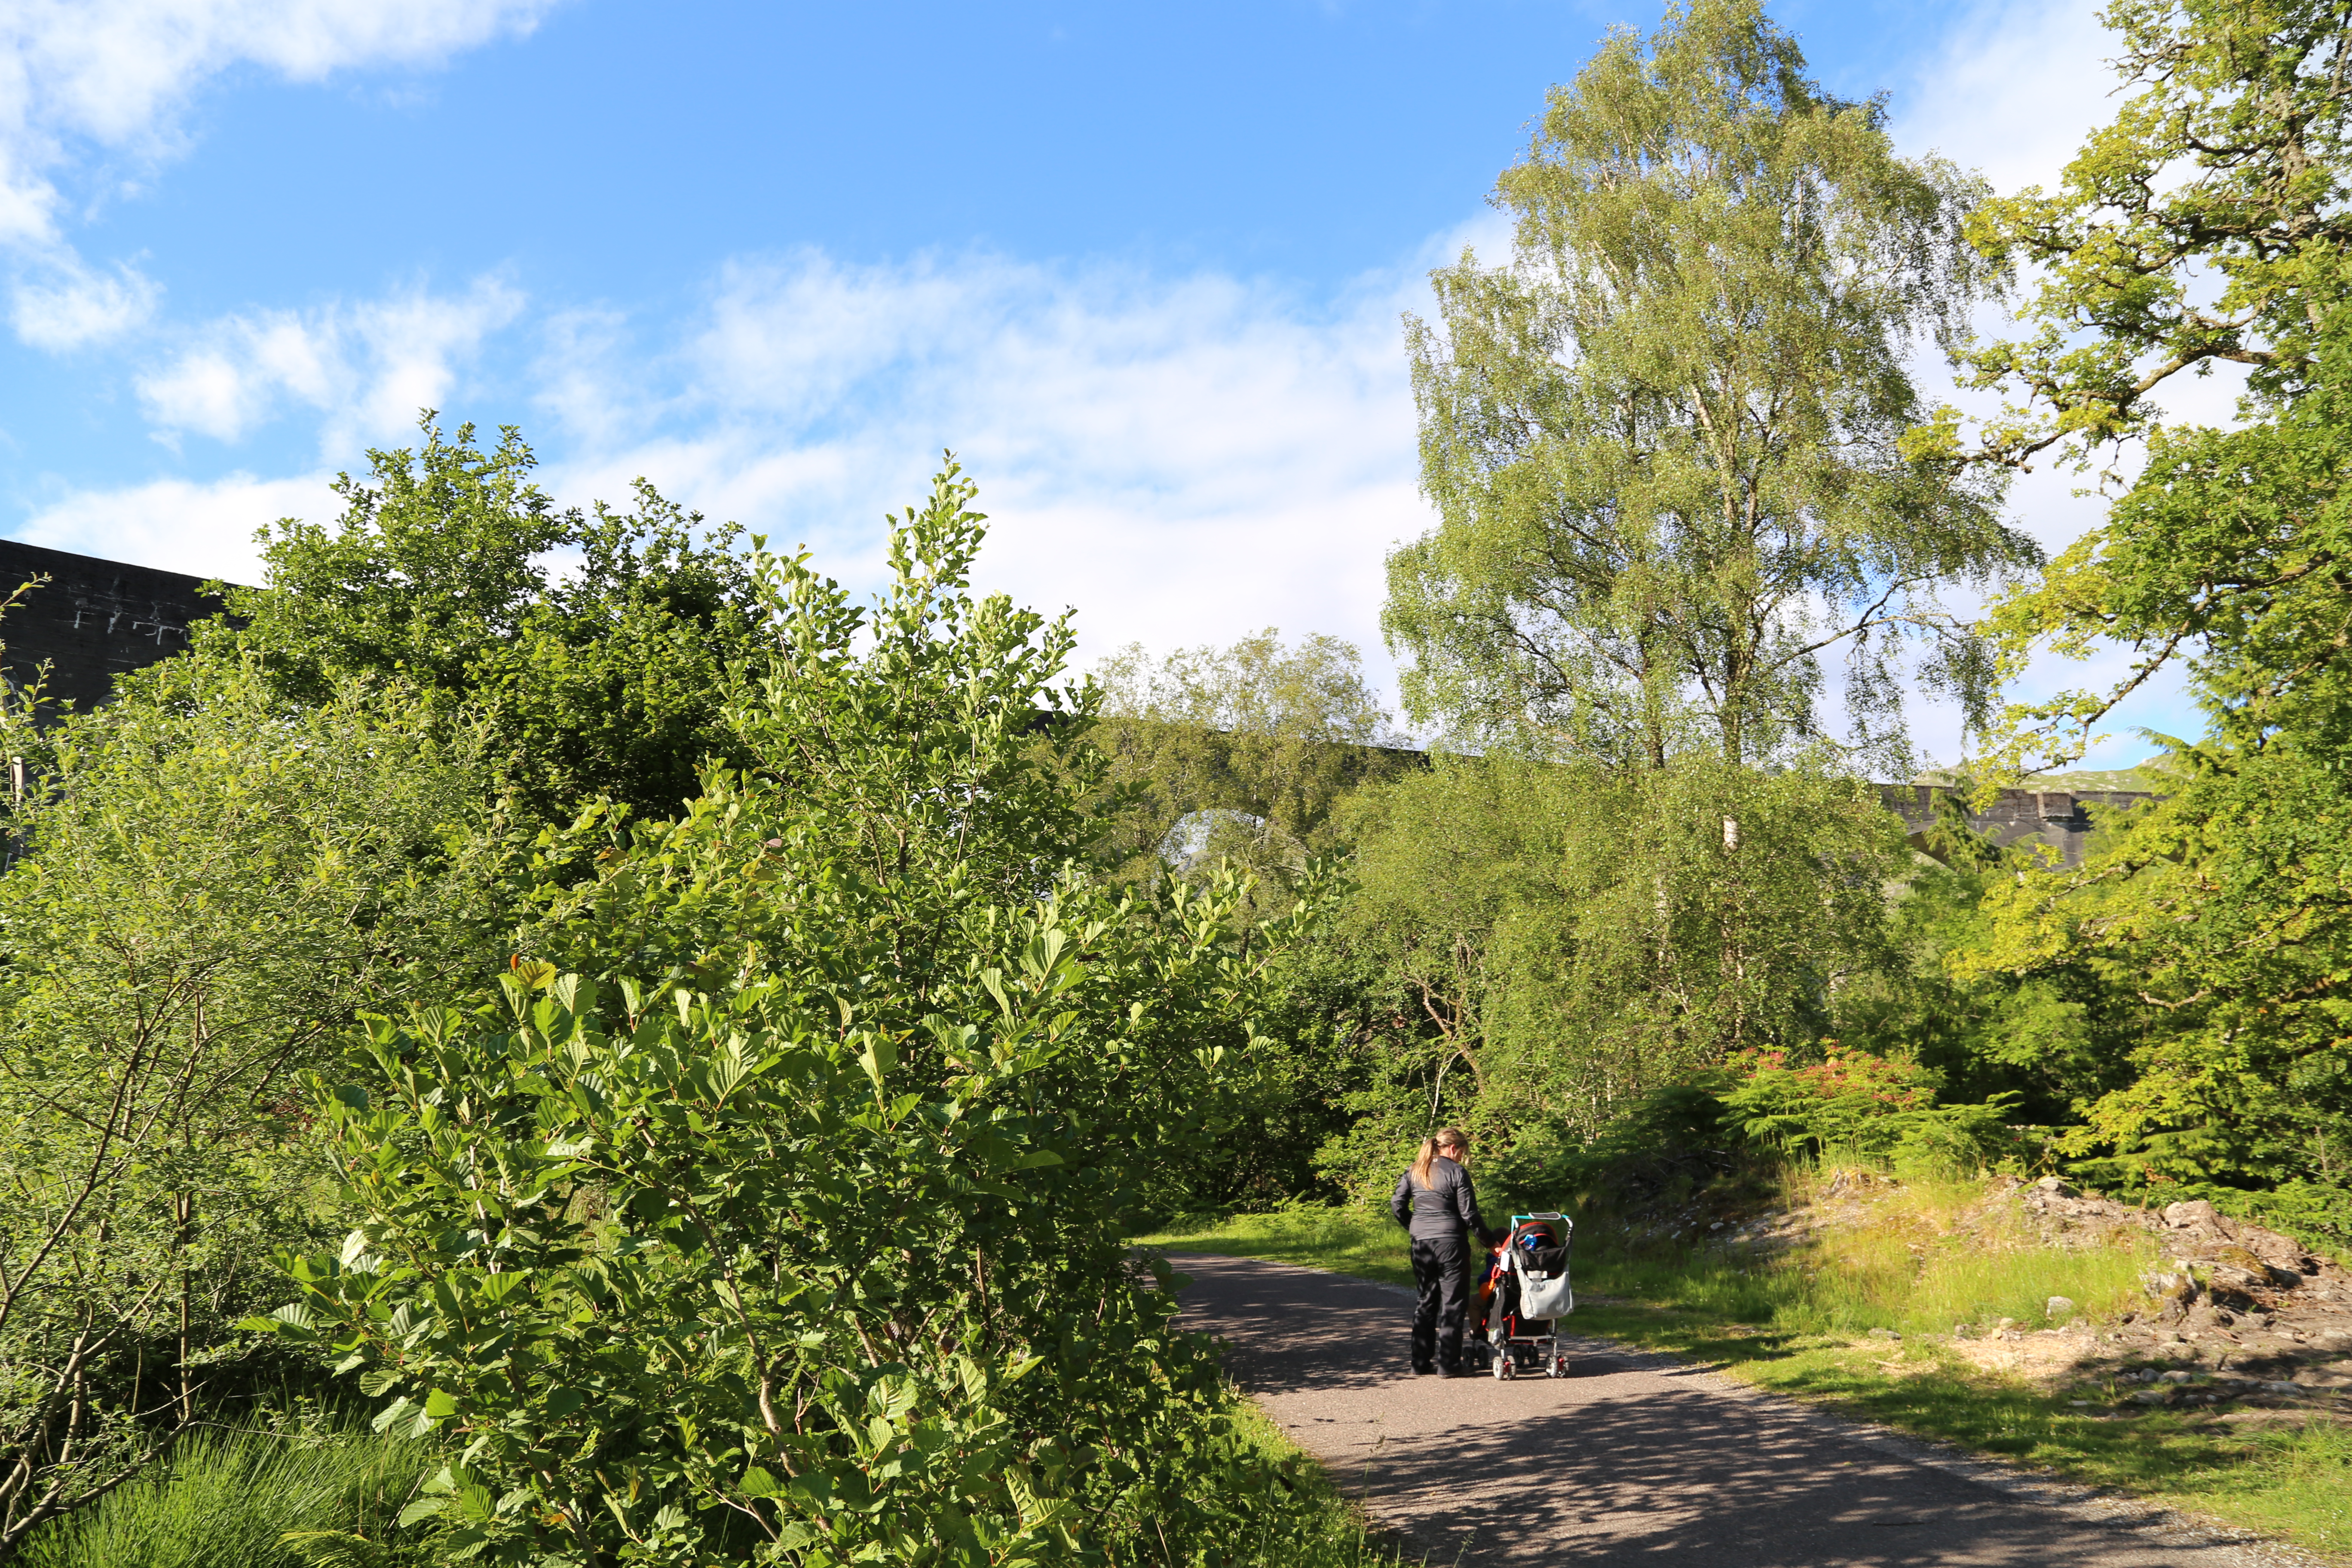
[[15, 1423, 432, 1568], [1567, 1173, 2166, 1338], [15, 1392, 1407, 1568], [1153, 1206, 1418, 1290], [1218, 1387, 1425, 1566], [1142, 1197, 2352, 1562]]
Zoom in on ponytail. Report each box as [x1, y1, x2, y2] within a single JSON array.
[[1410, 1127, 1470, 1189]]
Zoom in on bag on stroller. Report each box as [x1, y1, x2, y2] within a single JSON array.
[[1472, 1213, 1574, 1380]]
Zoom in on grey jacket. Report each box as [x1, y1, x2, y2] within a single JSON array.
[[1390, 1157, 1487, 1243]]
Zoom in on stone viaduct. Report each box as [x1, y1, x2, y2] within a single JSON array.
[[0, 539, 228, 715], [1876, 783, 2162, 868], [0, 542, 2168, 856]]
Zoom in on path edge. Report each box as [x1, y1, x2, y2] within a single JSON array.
[[1157, 1250, 2340, 1568]]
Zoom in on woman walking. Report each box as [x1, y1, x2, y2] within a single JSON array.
[[1388, 1127, 1497, 1376]]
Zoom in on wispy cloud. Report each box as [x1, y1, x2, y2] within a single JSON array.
[[9, 259, 160, 349], [542, 245, 1464, 683], [1889, 0, 2118, 198], [0, 0, 560, 348], [16, 469, 321, 582], [21, 237, 1468, 696], [135, 278, 526, 451]]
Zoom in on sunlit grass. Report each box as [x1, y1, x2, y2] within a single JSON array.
[[1139, 1179, 2158, 1336], [1572, 1205, 2159, 1339], [1146, 1206, 1413, 1289], [15, 1423, 431, 1568], [1218, 1388, 1425, 1566]]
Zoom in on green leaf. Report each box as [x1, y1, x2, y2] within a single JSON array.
[[394, 1498, 447, 1528]]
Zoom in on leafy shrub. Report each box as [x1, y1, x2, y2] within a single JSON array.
[[1482, 1082, 1747, 1216], [1722, 1046, 2019, 1175], [0, 660, 494, 1554], [252, 469, 1354, 1566]]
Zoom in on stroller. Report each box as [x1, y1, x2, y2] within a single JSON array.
[[1470, 1213, 1574, 1380]]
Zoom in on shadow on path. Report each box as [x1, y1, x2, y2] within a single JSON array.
[[1171, 1253, 2247, 1567]]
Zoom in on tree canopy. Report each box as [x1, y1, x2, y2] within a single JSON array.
[[1388, 0, 2034, 769], [205, 417, 763, 826], [1943, 0, 2352, 1208]]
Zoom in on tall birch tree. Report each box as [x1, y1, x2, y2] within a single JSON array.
[[1388, 0, 2035, 769]]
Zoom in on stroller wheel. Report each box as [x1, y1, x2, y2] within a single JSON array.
[[1549, 1356, 1570, 1379], [1495, 1354, 1516, 1381]]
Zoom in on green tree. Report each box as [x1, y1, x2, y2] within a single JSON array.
[[1921, 0, 2352, 482], [1086, 631, 1413, 1208], [0, 660, 491, 1559], [206, 416, 763, 825], [1940, 0, 2352, 775], [1390, 0, 2033, 769], [251, 470, 1350, 1566], [1836, 796, 2150, 1134], [1091, 629, 1407, 890], [1326, 752, 1905, 1191], [1939, 0, 2352, 1207]]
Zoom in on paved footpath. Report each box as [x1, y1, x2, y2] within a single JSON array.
[[1171, 1253, 2294, 1568]]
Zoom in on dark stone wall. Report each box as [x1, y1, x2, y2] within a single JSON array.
[[1878, 783, 2162, 868], [0, 540, 232, 716]]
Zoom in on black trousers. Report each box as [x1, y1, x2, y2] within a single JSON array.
[[1409, 1233, 1472, 1370]]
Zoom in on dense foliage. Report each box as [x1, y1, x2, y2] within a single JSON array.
[[0, 661, 493, 1555], [10, 2, 2352, 1562], [1091, 631, 1405, 894], [1920, 0, 2352, 1219], [1321, 754, 1909, 1177], [248, 472, 1355, 1566], [203, 418, 764, 827], [1390, 0, 2034, 770]]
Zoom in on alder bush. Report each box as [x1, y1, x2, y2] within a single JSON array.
[[252, 469, 1362, 1566], [0, 661, 493, 1560]]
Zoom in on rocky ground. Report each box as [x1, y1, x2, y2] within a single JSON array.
[[1966, 1181, 2352, 1423], [1719, 1174, 2352, 1424]]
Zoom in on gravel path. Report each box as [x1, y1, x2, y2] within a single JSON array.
[[1171, 1253, 2303, 1568]]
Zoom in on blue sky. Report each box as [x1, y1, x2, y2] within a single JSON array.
[[0, 0, 2196, 766]]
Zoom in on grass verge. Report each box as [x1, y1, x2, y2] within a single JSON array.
[[1219, 1385, 1422, 1566], [18, 1392, 1408, 1568], [1141, 1201, 2352, 1561], [15, 1421, 433, 1568]]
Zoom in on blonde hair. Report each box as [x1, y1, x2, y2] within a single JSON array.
[[1410, 1127, 1470, 1189]]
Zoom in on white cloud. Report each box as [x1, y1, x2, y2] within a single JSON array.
[[0, 0, 560, 346], [136, 278, 525, 449], [37, 243, 1452, 706], [15, 470, 323, 583], [1891, 0, 2118, 199], [9, 259, 159, 349], [530, 245, 1463, 695]]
